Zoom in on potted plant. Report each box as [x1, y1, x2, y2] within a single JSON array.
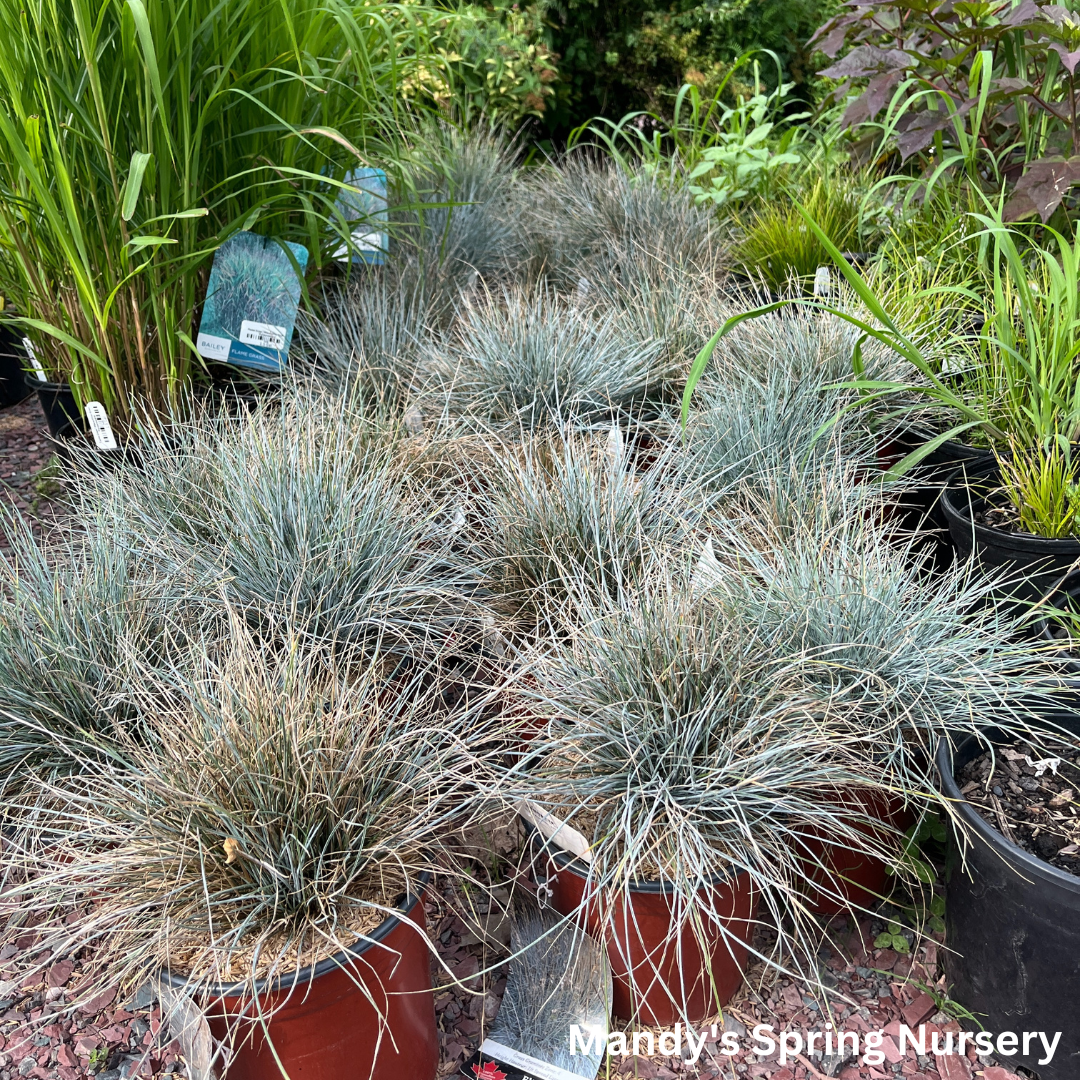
[[97, 393, 486, 658], [476, 425, 694, 634], [698, 466, 1064, 912], [937, 722, 1080, 1080], [413, 284, 665, 431], [941, 440, 1080, 604], [0, 621, 498, 1080], [0, 0, 449, 433], [505, 565, 899, 1026]]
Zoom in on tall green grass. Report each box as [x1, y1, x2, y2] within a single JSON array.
[[0, 0, 446, 425]]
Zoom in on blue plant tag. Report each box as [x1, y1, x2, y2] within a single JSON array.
[[196, 230, 308, 371], [332, 167, 388, 265]]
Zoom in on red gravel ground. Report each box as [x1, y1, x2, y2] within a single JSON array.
[[0, 398, 1026, 1080], [0, 395, 67, 550]]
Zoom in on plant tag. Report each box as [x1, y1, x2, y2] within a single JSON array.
[[22, 338, 46, 381], [84, 401, 117, 450], [461, 1040, 593, 1080], [813, 265, 832, 297], [332, 168, 388, 265], [517, 800, 591, 863], [605, 424, 624, 470], [197, 230, 308, 371], [239, 320, 286, 350], [690, 537, 725, 596]]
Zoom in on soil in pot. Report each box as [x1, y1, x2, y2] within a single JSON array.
[[537, 841, 756, 1027], [941, 460, 1080, 605], [49, 419, 133, 473], [956, 739, 1080, 875], [162, 878, 438, 1080], [938, 726, 1080, 1080]]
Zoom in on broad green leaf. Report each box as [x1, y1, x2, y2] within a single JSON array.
[[122, 151, 152, 221]]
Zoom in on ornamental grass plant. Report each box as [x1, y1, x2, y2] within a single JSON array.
[[475, 425, 696, 630], [0, 506, 197, 801], [413, 285, 663, 431], [503, 563, 908, 1006], [87, 391, 485, 657], [520, 158, 722, 294], [0, 0, 446, 424], [0, 616, 504, 1041], [699, 470, 1062, 803]]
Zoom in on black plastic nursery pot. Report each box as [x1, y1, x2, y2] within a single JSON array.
[[941, 459, 1080, 605], [529, 830, 756, 1026], [160, 875, 438, 1080], [49, 419, 134, 473], [937, 731, 1080, 1080], [26, 373, 79, 437], [0, 328, 32, 408], [877, 427, 994, 569]]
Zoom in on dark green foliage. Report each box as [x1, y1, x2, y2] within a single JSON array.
[[538, 0, 838, 140]]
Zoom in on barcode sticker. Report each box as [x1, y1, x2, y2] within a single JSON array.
[[196, 332, 232, 361], [239, 320, 286, 351], [84, 401, 117, 450], [22, 338, 46, 381]]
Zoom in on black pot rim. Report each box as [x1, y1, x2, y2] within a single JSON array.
[[936, 734, 1080, 896], [48, 419, 131, 465], [1036, 572, 1080, 673], [941, 477, 1080, 555], [158, 870, 431, 998], [23, 373, 69, 392], [522, 817, 735, 894]]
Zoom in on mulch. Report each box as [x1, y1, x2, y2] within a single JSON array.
[[958, 741, 1080, 875]]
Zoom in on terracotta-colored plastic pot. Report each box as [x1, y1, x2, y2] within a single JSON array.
[[540, 846, 756, 1026], [796, 790, 915, 916], [160, 877, 438, 1080]]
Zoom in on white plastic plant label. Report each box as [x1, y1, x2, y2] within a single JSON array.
[[22, 337, 46, 381], [813, 265, 832, 297], [690, 537, 725, 596], [84, 401, 117, 450], [517, 800, 592, 863]]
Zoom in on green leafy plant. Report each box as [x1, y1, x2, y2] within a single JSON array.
[[735, 170, 865, 291], [538, 0, 834, 141], [874, 919, 912, 955], [681, 61, 809, 209], [0, 0, 446, 426], [403, 2, 559, 125], [996, 438, 1080, 539]]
